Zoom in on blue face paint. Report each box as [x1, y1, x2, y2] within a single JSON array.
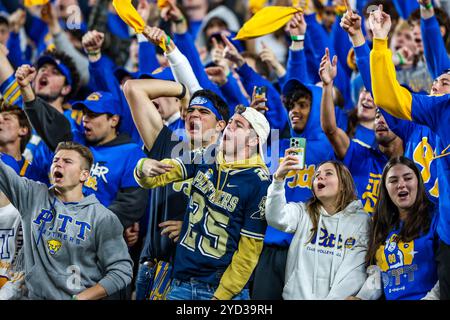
[[189, 96, 223, 120]]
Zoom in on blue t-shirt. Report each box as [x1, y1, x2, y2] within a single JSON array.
[[343, 140, 388, 214], [376, 210, 439, 300]]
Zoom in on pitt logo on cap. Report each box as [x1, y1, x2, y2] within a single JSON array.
[[87, 92, 102, 101]]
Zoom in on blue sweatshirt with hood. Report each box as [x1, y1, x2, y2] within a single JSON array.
[[264, 83, 334, 246]]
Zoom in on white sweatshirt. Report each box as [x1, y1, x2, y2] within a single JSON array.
[[265, 180, 371, 300]]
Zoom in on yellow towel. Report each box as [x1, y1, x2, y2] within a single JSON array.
[[249, 0, 267, 14], [112, 0, 166, 51], [157, 0, 168, 9], [24, 0, 49, 7], [234, 6, 303, 40]]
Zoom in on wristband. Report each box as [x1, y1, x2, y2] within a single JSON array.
[[177, 84, 187, 100], [174, 17, 185, 24], [138, 158, 146, 176], [166, 35, 171, 49], [291, 35, 305, 42], [86, 50, 101, 56], [422, 2, 433, 9], [396, 52, 405, 65]]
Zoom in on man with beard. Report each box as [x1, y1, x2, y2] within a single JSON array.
[[319, 48, 404, 214]]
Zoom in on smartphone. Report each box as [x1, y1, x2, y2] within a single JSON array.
[[289, 137, 306, 170], [254, 86, 267, 113]]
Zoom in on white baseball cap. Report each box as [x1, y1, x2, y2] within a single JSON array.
[[238, 107, 270, 146]]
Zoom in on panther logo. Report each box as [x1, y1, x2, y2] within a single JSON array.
[[47, 239, 62, 255]]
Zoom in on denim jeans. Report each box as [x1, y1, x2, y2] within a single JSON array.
[[135, 262, 156, 301], [166, 278, 250, 300]]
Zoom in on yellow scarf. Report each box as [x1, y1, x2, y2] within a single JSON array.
[[215, 152, 269, 199], [234, 6, 303, 40], [24, 0, 49, 7]]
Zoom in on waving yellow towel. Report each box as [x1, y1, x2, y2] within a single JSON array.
[[112, 0, 167, 51], [24, 0, 49, 7], [234, 6, 303, 40]]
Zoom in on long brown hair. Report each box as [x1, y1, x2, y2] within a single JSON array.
[[306, 161, 358, 242], [366, 156, 433, 265]]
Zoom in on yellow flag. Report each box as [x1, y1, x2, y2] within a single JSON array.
[[234, 6, 302, 41], [112, 0, 146, 33], [24, 0, 49, 7]]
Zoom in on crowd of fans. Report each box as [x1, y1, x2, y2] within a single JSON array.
[[0, 0, 449, 301]]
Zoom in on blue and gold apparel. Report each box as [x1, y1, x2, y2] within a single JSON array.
[[375, 210, 439, 300], [342, 140, 388, 214], [172, 147, 270, 286], [82, 138, 145, 207], [140, 126, 191, 263]]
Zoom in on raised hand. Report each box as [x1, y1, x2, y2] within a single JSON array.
[[222, 34, 245, 68], [368, 5, 392, 39], [274, 147, 302, 180], [15, 65, 37, 88], [340, 9, 362, 37], [8, 9, 26, 34], [249, 86, 269, 113], [392, 46, 415, 68], [142, 26, 168, 46], [286, 12, 307, 36], [82, 30, 105, 53], [205, 66, 229, 86], [318, 48, 338, 86], [160, 0, 184, 23]]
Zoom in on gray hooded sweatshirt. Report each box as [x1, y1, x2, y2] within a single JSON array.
[[0, 158, 133, 300], [266, 180, 371, 300]]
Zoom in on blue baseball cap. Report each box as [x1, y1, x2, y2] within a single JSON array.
[[72, 91, 120, 116], [138, 67, 175, 81], [113, 67, 139, 83], [36, 55, 73, 86]]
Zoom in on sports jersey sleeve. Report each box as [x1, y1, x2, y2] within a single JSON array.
[[411, 93, 450, 134], [0, 74, 23, 109], [214, 175, 269, 299], [265, 179, 305, 233], [370, 38, 413, 121], [213, 236, 264, 300], [0, 155, 47, 218], [134, 153, 196, 190]]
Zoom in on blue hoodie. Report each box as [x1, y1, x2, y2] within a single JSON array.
[[264, 82, 334, 246], [354, 42, 440, 203]]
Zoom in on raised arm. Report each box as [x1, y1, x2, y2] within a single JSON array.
[[16, 65, 73, 151], [369, 6, 414, 121], [419, 0, 450, 79], [319, 49, 350, 160], [122, 78, 188, 151]]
